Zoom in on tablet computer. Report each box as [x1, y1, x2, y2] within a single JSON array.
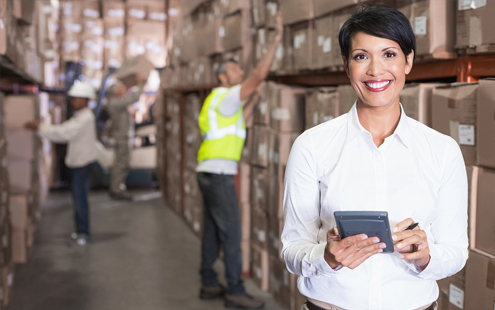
[[334, 211, 394, 253]]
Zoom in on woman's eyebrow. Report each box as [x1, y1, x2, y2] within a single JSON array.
[[382, 47, 399, 51], [351, 48, 368, 53]]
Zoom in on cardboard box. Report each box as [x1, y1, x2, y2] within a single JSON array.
[[201, 8, 224, 56], [466, 165, 478, 248], [251, 206, 268, 250], [114, 55, 155, 88], [474, 168, 495, 256], [280, 0, 314, 25], [126, 21, 166, 67], [270, 86, 306, 133], [437, 266, 467, 310], [312, 15, 334, 70], [227, 0, 251, 15], [269, 256, 294, 310], [314, 0, 358, 17], [126, 1, 147, 21], [464, 250, 495, 310], [477, 79, 495, 169], [337, 84, 358, 115], [250, 166, 267, 210], [291, 21, 312, 71], [267, 217, 283, 259], [250, 126, 270, 168], [104, 21, 125, 69], [147, 1, 167, 21], [431, 83, 479, 166], [397, 0, 456, 58], [251, 0, 266, 28], [4, 95, 39, 129], [332, 11, 352, 67], [399, 83, 444, 127], [305, 87, 339, 129], [5, 130, 37, 161], [251, 244, 269, 291], [103, 1, 125, 21], [456, 0, 495, 49], [254, 82, 275, 126], [223, 10, 252, 52]]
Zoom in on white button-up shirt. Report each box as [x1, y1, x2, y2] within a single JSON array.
[[39, 107, 97, 168], [281, 103, 468, 310]]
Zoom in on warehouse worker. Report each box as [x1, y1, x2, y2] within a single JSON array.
[[196, 12, 283, 310], [25, 81, 97, 246], [107, 74, 146, 200]]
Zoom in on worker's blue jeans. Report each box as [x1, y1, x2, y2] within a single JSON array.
[[70, 162, 94, 237], [197, 172, 245, 295]]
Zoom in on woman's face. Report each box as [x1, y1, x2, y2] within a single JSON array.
[[344, 32, 414, 110]]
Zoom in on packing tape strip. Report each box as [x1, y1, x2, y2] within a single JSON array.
[[487, 259, 495, 290]]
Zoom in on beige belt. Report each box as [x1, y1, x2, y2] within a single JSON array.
[[307, 298, 438, 310]]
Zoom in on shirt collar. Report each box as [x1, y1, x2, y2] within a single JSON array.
[[346, 101, 410, 149]]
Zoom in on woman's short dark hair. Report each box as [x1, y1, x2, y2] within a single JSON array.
[[339, 4, 416, 63]]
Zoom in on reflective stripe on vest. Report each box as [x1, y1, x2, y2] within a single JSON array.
[[203, 89, 246, 141]]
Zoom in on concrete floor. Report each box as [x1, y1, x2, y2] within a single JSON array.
[[9, 191, 283, 310]]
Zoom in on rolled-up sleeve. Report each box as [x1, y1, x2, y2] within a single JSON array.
[[412, 138, 469, 279], [281, 134, 340, 278]]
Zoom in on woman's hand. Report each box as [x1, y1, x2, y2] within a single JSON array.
[[24, 120, 40, 130], [324, 226, 386, 270], [393, 219, 430, 270]]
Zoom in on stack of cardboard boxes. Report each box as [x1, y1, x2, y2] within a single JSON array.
[[182, 94, 203, 236], [164, 93, 183, 215], [0, 93, 13, 310], [4, 94, 51, 266], [430, 79, 495, 310]]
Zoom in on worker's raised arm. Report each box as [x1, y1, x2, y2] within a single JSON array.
[[239, 12, 283, 101]]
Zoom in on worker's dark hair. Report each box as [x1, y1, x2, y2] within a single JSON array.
[[216, 58, 239, 82], [339, 4, 416, 64]]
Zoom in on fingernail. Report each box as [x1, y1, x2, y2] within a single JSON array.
[[379, 244, 386, 249], [361, 235, 367, 240], [397, 243, 403, 249], [378, 249, 383, 253], [373, 238, 380, 243], [393, 227, 398, 233], [400, 254, 405, 259], [392, 235, 397, 241]]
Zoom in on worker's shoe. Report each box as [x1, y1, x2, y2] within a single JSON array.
[[200, 284, 225, 300], [70, 234, 90, 246], [225, 294, 264, 309], [109, 190, 133, 200], [70, 232, 79, 240]]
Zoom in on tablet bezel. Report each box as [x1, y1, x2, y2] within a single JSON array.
[[333, 211, 394, 253]]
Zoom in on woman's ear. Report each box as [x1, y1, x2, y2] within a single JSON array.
[[405, 50, 414, 75], [343, 56, 350, 78]]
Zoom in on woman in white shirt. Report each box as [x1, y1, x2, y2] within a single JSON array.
[[281, 5, 468, 310]]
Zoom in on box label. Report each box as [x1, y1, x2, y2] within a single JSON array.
[[259, 29, 265, 45], [449, 284, 464, 309], [323, 38, 332, 53], [459, 124, 475, 146], [318, 36, 325, 46], [414, 16, 427, 35], [459, 0, 487, 10]]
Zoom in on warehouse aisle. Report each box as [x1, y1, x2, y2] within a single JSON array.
[[9, 191, 282, 310]]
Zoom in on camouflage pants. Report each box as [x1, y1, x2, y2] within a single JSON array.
[[110, 139, 130, 193]]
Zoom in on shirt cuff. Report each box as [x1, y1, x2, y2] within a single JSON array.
[[307, 242, 342, 277]]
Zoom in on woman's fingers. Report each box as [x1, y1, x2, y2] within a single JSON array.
[[393, 218, 415, 233], [329, 235, 386, 268]]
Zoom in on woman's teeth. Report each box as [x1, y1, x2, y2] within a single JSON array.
[[365, 81, 391, 89]]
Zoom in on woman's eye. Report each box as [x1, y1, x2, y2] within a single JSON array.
[[354, 54, 366, 60], [385, 52, 396, 58]]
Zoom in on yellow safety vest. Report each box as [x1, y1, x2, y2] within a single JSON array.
[[197, 87, 246, 163]]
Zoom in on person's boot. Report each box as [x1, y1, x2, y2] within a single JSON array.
[[109, 190, 133, 200], [199, 284, 225, 299], [225, 294, 265, 309]]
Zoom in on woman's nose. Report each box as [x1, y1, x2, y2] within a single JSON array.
[[367, 59, 384, 77]]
